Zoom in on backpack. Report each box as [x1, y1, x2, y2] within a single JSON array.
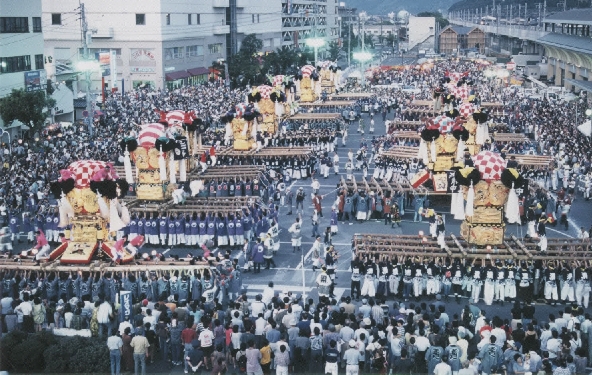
[[237, 352, 247, 372]]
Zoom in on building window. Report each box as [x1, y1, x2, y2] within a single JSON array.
[[136, 14, 145, 25], [188, 14, 192, 25], [0, 17, 29, 33], [252, 14, 255, 23], [0, 55, 32, 74], [208, 43, 222, 54], [51, 13, 61, 25], [166, 14, 170, 25], [257, 14, 260, 23], [164, 47, 184, 60], [196, 14, 200, 24], [32, 17, 42, 32], [186, 45, 204, 57], [35, 54, 44, 70], [78, 48, 122, 59]]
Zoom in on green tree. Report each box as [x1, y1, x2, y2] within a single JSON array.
[[417, 11, 450, 29], [0, 88, 56, 133], [363, 33, 374, 49], [228, 34, 264, 87], [326, 41, 340, 61], [385, 33, 397, 51]]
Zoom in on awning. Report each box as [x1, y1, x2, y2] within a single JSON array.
[[187, 67, 209, 76], [564, 78, 592, 92], [165, 71, 190, 81]]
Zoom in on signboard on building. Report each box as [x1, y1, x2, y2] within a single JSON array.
[[130, 49, 156, 74], [24, 70, 46, 92], [119, 291, 133, 322], [98, 52, 110, 77]]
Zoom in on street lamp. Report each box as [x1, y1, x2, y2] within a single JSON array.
[[306, 38, 325, 67], [353, 51, 372, 87]]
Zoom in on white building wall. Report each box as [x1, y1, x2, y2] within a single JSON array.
[[42, 0, 228, 90], [408, 16, 435, 51], [237, 0, 283, 53], [0, 0, 45, 130]]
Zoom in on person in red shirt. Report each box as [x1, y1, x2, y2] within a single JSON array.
[[200, 152, 208, 172], [209, 145, 217, 167], [34, 230, 50, 261], [181, 326, 197, 353]]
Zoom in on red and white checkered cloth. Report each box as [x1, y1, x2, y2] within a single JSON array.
[[454, 85, 470, 100], [138, 123, 165, 147], [450, 72, 462, 82], [235, 103, 247, 118], [257, 85, 273, 99], [166, 110, 185, 125], [68, 160, 109, 189], [459, 102, 474, 118], [301, 65, 316, 78], [436, 116, 453, 134], [272, 75, 285, 87], [473, 151, 506, 180]]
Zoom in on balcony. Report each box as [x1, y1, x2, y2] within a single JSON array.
[[213, 25, 230, 35], [212, 0, 229, 7]]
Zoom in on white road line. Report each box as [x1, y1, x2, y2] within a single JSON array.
[[278, 241, 351, 246], [295, 247, 314, 269], [547, 227, 575, 239]]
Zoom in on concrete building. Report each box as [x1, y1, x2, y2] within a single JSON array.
[[407, 16, 435, 51], [280, 0, 339, 50], [0, 0, 46, 131], [449, 8, 592, 92], [438, 26, 485, 54], [42, 0, 282, 92]]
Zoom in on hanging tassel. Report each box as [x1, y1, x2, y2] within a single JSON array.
[[456, 139, 465, 161], [58, 201, 69, 228], [505, 183, 521, 224], [169, 152, 177, 184], [192, 132, 198, 156], [109, 198, 126, 233], [179, 158, 187, 182], [418, 139, 429, 165], [465, 183, 474, 217], [190, 180, 204, 197], [97, 193, 110, 220], [61, 193, 75, 218], [430, 139, 437, 163], [120, 202, 131, 225], [275, 100, 284, 116], [158, 146, 167, 181], [453, 192, 466, 221], [124, 145, 134, 184], [450, 192, 457, 215]]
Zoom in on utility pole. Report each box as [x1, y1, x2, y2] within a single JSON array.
[[81, 3, 94, 137], [348, 11, 352, 67], [543, 0, 547, 30]]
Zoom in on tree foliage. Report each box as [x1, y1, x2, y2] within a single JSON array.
[[326, 41, 341, 61], [0, 88, 56, 132], [417, 11, 450, 29], [228, 34, 265, 87]]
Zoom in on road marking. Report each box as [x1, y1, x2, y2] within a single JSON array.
[[546, 227, 575, 239], [278, 241, 351, 246]]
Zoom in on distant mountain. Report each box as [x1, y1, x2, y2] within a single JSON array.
[[344, 0, 458, 15]]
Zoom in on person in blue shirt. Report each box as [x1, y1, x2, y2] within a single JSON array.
[[234, 213, 244, 249], [184, 214, 192, 247], [158, 214, 168, 247], [227, 214, 236, 249], [137, 215, 145, 238], [143, 216, 152, 245], [167, 214, 177, 247], [242, 211, 252, 242], [213, 214, 226, 247], [23, 213, 34, 244], [189, 214, 199, 247], [129, 214, 138, 241], [149, 214, 158, 245], [44, 213, 54, 244], [175, 214, 185, 246], [35, 214, 44, 233], [206, 214, 216, 244], [9, 212, 21, 244], [198, 213, 207, 246]]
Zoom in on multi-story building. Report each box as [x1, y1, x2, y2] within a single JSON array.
[[0, 0, 45, 129], [43, 0, 282, 92], [280, 0, 339, 50]]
